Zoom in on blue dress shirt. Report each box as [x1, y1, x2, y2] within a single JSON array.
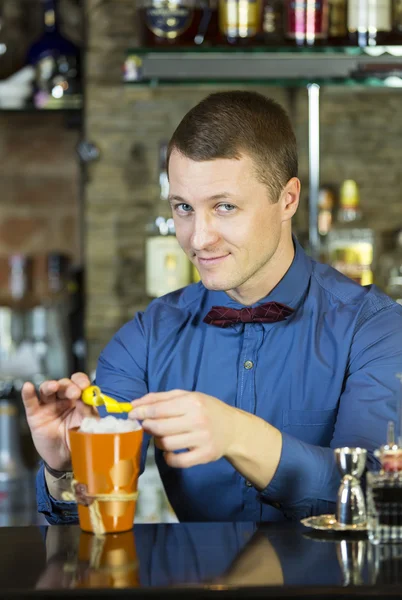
[[36, 237, 402, 524]]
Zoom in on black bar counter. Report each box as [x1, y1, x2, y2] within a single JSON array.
[[1, 521, 402, 599]]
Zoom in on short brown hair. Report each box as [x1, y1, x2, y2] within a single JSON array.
[[167, 91, 298, 203]]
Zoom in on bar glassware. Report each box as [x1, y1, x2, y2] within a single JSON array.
[[367, 375, 402, 544]]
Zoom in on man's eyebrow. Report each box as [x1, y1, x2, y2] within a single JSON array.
[[168, 193, 234, 204]]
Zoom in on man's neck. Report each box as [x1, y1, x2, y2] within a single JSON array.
[[226, 233, 295, 306]]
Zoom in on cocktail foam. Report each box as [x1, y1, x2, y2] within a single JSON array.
[[79, 415, 142, 434]]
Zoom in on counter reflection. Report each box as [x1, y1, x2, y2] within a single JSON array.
[[34, 523, 375, 590]]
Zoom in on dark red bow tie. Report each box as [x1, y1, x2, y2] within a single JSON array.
[[203, 301, 294, 328]]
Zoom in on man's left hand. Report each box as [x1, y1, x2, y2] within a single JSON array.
[[128, 390, 236, 468]]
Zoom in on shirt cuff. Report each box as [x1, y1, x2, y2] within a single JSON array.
[[259, 432, 339, 516], [36, 463, 79, 525]]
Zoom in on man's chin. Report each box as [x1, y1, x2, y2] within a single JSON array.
[[199, 277, 234, 292]]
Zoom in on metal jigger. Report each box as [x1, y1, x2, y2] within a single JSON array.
[[334, 447, 367, 526]]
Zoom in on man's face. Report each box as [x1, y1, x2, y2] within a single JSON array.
[[168, 149, 296, 298]]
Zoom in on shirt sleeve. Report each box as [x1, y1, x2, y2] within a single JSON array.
[[36, 312, 151, 525], [36, 463, 79, 525], [259, 304, 402, 520]]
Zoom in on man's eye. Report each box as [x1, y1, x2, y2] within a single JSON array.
[[176, 203, 192, 213], [218, 204, 235, 212]]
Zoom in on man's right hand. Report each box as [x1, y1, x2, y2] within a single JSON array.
[[21, 373, 97, 472]]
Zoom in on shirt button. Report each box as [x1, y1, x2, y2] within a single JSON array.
[[244, 360, 254, 370], [245, 480, 253, 487]]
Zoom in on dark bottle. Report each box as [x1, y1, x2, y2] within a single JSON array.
[[26, 0, 81, 109], [138, 0, 217, 46], [392, 0, 402, 37], [347, 0, 393, 46], [285, 0, 329, 46], [219, 0, 263, 44], [260, 0, 285, 44], [0, 4, 25, 80], [328, 0, 349, 45]]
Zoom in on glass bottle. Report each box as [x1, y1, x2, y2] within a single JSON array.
[[9, 254, 31, 306], [347, 0, 393, 46], [327, 180, 374, 286], [318, 185, 335, 263], [137, 0, 217, 46], [25, 252, 72, 381], [327, 0, 349, 45], [384, 230, 402, 305], [218, 0, 263, 44], [26, 0, 81, 109], [145, 142, 191, 298], [392, 0, 402, 37], [285, 0, 329, 46], [260, 0, 285, 45]]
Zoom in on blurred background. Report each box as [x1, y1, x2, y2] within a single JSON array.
[[0, 0, 401, 526]]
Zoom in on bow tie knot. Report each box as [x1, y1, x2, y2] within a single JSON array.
[[203, 301, 294, 329], [239, 308, 256, 323]]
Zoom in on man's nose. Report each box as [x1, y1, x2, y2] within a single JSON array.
[[191, 216, 220, 251]]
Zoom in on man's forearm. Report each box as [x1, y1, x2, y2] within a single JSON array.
[[224, 408, 282, 490]]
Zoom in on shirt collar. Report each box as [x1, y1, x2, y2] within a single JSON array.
[[206, 236, 312, 311]]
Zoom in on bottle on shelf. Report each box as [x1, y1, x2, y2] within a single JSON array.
[[145, 142, 191, 298], [0, 3, 25, 81], [26, 0, 81, 109], [347, 0, 393, 47], [382, 229, 402, 305], [285, 0, 329, 46], [260, 0, 285, 45], [327, 0, 349, 45], [8, 254, 32, 308], [327, 180, 374, 286], [317, 185, 335, 262], [137, 0, 218, 46], [28, 251, 73, 381], [392, 0, 402, 37], [218, 0, 263, 44]]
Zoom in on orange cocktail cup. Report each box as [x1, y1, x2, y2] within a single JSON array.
[[69, 426, 143, 534]]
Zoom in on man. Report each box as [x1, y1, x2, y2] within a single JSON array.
[[22, 91, 402, 524]]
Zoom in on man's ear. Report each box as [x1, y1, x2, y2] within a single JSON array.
[[281, 177, 300, 222]]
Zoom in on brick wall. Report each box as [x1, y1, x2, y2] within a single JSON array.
[[0, 113, 81, 253], [0, 113, 81, 301]]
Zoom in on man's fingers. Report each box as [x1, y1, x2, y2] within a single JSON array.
[[129, 396, 188, 421], [71, 372, 92, 390], [37, 374, 91, 403], [38, 380, 59, 399], [164, 447, 208, 469], [130, 389, 188, 408], [141, 415, 191, 437], [155, 432, 204, 452], [21, 382, 40, 417], [52, 379, 83, 402]]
